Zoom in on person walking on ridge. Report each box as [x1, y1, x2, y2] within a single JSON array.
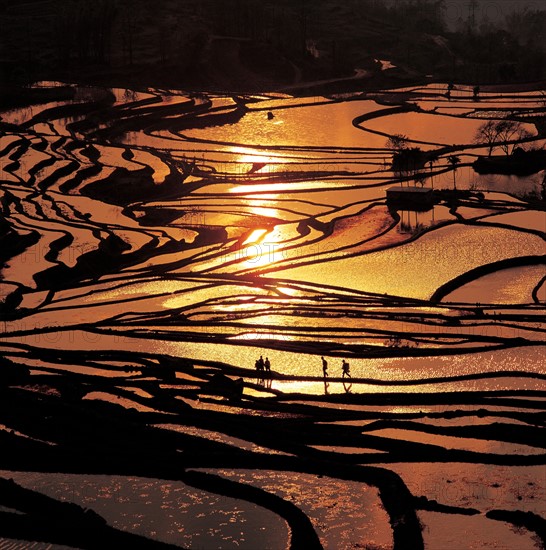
[[321, 356, 328, 377]]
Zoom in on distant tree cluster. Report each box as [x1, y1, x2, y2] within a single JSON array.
[[474, 119, 533, 156], [1, 0, 545, 87], [450, 4, 546, 82], [384, 0, 446, 34], [54, 0, 117, 64], [386, 134, 429, 184]]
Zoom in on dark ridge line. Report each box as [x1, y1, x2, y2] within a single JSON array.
[[433, 256, 546, 303], [483, 321, 546, 337], [177, 314, 465, 331], [66, 94, 178, 135], [235, 204, 403, 276], [532, 275, 546, 305], [6, 379, 540, 464], [198, 224, 337, 276], [21, 283, 212, 314], [414, 496, 480, 516], [178, 148, 388, 163], [112, 317, 541, 349], [44, 233, 74, 264], [486, 510, 546, 548], [6, 137, 31, 163], [5, 194, 112, 269], [361, 419, 546, 449], [177, 301, 543, 325], [225, 369, 546, 391], [180, 202, 308, 219], [0, 477, 180, 550], [351, 103, 414, 126], [0, 339, 534, 392], [3, 208, 71, 261], [20, 218, 196, 292], [144, 105, 249, 136], [292, 434, 546, 466], [471, 206, 546, 225], [355, 119, 449, 149], [24, 336, 540, 392], [268, 390, 546, 406], [0, 452, 424, 550], [208, 275, 399, 301], [4, 341, 546, 408], [153, 399, 546, 445], [22, 91, 117, 131], [254, 275, 433, 305], [470, 218, 546, 241], [248, 215, 460, 279], [98, 328, 517, 354], [212, 158, 384, 170], [37, 159, 81, 191], [238, 371, 546, 387], [199, 167, 357, 186], [180, 304, 459, 322], [19, 365, 139, 383], [27, 154, 61, 188], [175, 195, 336, 208], [188, 181, 400, 198], [499, 190, 546, 208], [86, 326, 528, 358], [54, 160, 103, 194], [88, 100, 208, 141], [136, 398, 546, 427], [0, 136, 27, 158], [113, 96, 191, 118], [247, 98, 336, 114], [182, 470, 322, 550], [78, 291, 263, 320], [451, 204, 525, 226], [42, 272, 277, 307], [169, 129, 392, 154], [311, 196, 401, 222], [116, 238, 251, 278], [3, 351, 546, 414], [2, 162, 24, 183], [415, 102, 544, 128], [49, 135, 71, 158], [33, 278, 213, 311]]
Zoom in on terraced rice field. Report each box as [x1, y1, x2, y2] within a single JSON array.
[[0, 81, 545, 549]]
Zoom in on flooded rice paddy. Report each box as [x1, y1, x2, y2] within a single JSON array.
[[0, 81, 545, 549]]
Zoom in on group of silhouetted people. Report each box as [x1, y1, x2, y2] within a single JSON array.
[[321, 356, 350, 378], [255, 355, 271, 374], [446, 82, 480, 101]]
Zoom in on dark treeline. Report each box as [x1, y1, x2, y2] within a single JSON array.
[[0, 0, 545, 88]]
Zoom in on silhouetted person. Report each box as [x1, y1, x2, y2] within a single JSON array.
[[258, 355, 264, 371], [321, 356, 328, 377], [264, 357, 271, 372], [473, 85, 480, 99], [342, 359, 351, 377]]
